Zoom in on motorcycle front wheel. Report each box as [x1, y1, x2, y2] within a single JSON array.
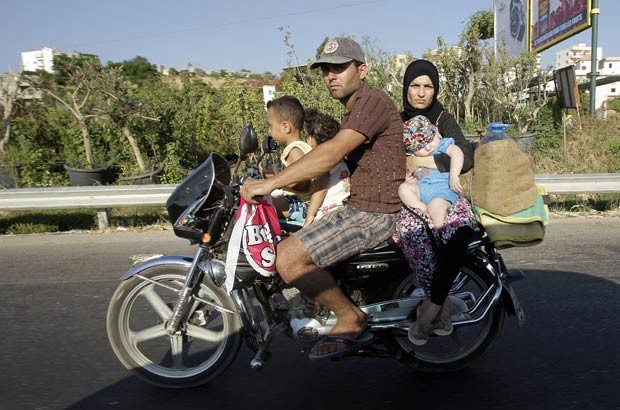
[[106, 264, 242, 388], [383, 265, 505, 373]]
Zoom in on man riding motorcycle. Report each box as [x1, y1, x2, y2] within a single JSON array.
[[241, 36, 405, 361]]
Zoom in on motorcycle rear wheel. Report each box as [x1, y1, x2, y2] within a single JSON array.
[[382, 265, 505, 373], [106, 264, 242, 388]]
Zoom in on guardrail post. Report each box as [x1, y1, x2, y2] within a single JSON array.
[[96, 209, 109, 230]]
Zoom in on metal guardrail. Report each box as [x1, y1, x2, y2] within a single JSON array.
[[534, 173, 620, 194], [1, 174, 619, 229]]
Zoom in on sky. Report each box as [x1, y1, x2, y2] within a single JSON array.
[[1, 0, 619, 75]]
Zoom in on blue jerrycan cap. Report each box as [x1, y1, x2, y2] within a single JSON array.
[[488, 122, 510, 133]]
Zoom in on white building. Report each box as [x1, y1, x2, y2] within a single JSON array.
[[554, 43, 602, 70], [599, 57, 620, 76], [20, 47, 57, 73]]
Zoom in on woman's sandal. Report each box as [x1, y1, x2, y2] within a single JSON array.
[[408, 305, 435, 346], [432, 315, 453, 336]]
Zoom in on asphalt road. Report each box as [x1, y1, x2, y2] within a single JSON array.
[[1, 216, 619, 410]]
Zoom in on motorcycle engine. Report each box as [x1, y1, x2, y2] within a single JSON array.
[[281, 287, 332, 342]]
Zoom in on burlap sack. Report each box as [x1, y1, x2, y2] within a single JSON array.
[[459, 168, 474, 201], [472, 138, 537, 216]]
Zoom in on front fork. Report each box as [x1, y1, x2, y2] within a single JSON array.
[[163, 246, 236, 335]]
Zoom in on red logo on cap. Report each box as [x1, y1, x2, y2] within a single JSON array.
[[324, 40, 339, 54]]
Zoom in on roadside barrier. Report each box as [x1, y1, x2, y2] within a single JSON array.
[[1, 174, 619, 229]]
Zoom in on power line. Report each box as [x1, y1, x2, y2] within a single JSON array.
[[11, 0, 386, 54]]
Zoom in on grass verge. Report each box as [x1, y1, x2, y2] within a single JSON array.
[[0, 207, 170, 234]]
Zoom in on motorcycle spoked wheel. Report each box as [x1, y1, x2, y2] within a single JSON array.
[[106, 264, 242, 388], [381, 266, 505, 373]]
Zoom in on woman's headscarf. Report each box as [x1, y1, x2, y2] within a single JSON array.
[[401, 59, 444, 124]]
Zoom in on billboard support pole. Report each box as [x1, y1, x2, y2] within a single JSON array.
[[589, 0, 600, 117]]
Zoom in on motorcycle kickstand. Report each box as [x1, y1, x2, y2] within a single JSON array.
[[249, 322, 286, 370]]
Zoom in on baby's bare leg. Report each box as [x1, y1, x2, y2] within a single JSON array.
[[399, 182, 427, 213], [427, 198, 450, 229]]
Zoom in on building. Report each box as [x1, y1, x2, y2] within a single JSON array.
[[554, 43, 602, 70], [20, 47, 57, 73], [599, 57, 620, 76]]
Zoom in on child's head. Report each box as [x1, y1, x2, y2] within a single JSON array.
[[266, 96, 305, 145], [403, 115, 441, 157], [304, 108, 340, 148]]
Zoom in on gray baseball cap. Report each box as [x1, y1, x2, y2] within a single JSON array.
[[310, 37, 366, 69]]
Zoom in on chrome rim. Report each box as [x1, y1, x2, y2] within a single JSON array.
[[393, 268, 495, 364], [117, 273, 231, 378]]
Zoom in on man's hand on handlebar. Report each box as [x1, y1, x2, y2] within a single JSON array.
[[241, 178, 275, 204]]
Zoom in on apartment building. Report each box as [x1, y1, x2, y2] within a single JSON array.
[[20, 47, 57, 73]]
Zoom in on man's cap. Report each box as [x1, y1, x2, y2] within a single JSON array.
[[403, 115, 437, 153], [310, 37, 366, 69]]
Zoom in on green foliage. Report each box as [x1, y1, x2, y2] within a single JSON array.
[[0, 209, 94, 234], [607, 96, 620, 112], [463, 10, 494, 40], [0, 207, 167, 234], [278, 68, 343, 126], [610, 142, 620, 169], [51, 53, 101, 86], [3, 23, 617, 192], [106, 56, 159, 85]]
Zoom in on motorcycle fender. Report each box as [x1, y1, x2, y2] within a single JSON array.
[[502, 282, 526, 327], [120, 254, 193, 281]]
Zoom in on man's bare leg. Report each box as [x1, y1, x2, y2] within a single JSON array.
[[276, 235, 367, 355]]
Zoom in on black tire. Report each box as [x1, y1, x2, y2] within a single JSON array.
[[106, 264, 242, 388], [380, 265, 505, 373]]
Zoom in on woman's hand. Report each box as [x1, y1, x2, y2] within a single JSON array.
[[405, 173, 418, 184], [406, 155, 437, 173]]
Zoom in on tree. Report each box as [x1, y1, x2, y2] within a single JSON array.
[[27, 57, 104, 168], [0, 74, 21, 153], [91, 65, 160, 173], [483, 47, 552, 133], [107, 56, 159, 85], [425, 9, 551, 132], [426, 10, 494, 123]]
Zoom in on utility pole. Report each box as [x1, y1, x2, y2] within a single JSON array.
[[589, 0, 600, 117]]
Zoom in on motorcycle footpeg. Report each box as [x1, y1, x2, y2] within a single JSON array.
[[249, 349, 271, 370]]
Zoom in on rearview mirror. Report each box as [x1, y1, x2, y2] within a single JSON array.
[[239, 125, 258, 158]]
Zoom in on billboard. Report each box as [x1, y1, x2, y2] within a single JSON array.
[[495, 0, 529, 58], [531, 0, 591, 53]]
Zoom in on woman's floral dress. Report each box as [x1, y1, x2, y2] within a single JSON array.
[[392, 197, 478, 296]]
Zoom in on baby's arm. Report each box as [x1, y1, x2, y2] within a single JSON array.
[[446, 144, 464, 194]]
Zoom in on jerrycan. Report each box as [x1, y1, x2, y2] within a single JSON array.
[[480, 122, 510, 145]]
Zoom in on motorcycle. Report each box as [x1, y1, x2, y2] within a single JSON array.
[[106, 126, 526, 388]]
